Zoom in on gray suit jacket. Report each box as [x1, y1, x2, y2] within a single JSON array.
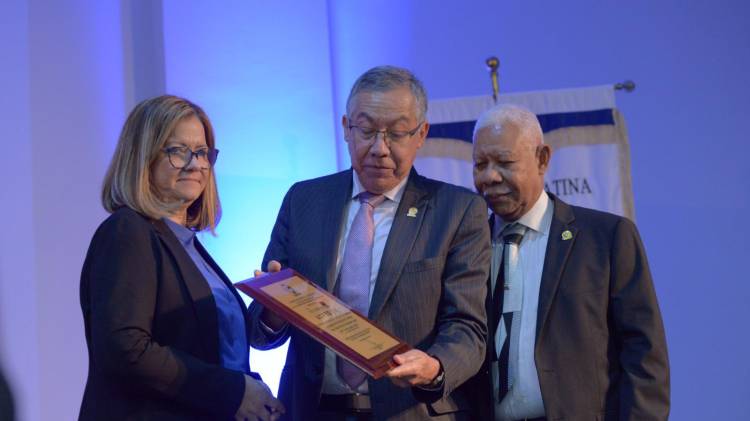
[[248, 168, 491, 420], [469, 194, 670, 421]]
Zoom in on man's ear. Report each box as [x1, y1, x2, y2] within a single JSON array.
[[342, 115, 351, 142], [415, 121, 430, 149], [537, 144, 552, 173]]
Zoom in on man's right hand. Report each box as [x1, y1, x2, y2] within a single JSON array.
[[254, 260, 286, 331], [253, 260, 282, 278], [234, 375, 285, 421]]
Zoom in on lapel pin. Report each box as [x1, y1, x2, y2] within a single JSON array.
[[561, 230, 573, 241], [407, 207, 418, 218]]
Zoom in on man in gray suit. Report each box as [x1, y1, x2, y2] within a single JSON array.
[[248, 66, 490, 420], [469, 104, 669, 420]]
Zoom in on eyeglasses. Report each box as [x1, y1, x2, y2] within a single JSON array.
[[162, 146, 219, 170], [347, 122, 424, 146]]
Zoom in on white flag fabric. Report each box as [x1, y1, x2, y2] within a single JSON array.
[[415, 85, 635, 219]]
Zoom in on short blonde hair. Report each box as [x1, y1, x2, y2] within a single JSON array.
[[102, 95, 221, 232]]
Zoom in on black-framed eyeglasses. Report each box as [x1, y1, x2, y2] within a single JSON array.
[[347, 121, 424, 146], [162, 146, 219, 170]]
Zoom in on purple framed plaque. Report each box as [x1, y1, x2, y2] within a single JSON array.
[[235, 268, 411, 379]]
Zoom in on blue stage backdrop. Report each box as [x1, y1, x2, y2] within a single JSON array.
[[1, 1, 748, 420]]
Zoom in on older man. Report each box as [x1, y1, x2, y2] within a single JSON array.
[[469, 104, 669, 421], [248, 66, 490, 420]]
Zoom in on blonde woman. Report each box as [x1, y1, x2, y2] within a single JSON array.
[[79, 95, 284, 421]]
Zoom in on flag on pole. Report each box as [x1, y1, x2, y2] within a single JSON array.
[[415, 85, 635, 219]]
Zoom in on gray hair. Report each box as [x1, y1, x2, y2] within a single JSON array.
[[473, 104, 543, 145], [345, 65, 428, 121]]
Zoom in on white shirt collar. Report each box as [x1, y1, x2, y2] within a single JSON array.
[[494, 190, 552, 240], [351, 171, 408, 204]]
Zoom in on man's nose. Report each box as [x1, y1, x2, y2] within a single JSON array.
[[477, 166, 501, 184], [369, 134, 390, 155]]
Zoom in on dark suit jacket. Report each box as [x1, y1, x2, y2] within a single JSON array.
[[0, 368, 13, 421], [79, 207, 251, 420], [469, 194, 670, 421], [248, 169, 491, 420]]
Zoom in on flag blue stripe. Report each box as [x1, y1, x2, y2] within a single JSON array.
[[427, 109, 614, 143]]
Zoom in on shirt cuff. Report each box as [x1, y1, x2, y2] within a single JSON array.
[[259, 317, 288, 336]]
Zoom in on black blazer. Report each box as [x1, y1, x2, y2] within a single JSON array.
[[79, 207, 251, 420], [0, 367, 13, 421], [469, 194, 670, 421]]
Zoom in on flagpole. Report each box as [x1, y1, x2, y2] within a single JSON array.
[[486, 57, 500, 103]]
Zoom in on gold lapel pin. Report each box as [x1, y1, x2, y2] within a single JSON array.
[[407, 207, 418, 218], [561, 230, 573, 240]]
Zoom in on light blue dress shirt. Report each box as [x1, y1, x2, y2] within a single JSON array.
[[164, 218, 249, 373]]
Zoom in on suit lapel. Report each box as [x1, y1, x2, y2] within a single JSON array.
[[324, 170, 353, 292], [152, 219, 219, 359], [369, 170, 429, 320], [536, 195, 577, 340], [486, 215, 507, 360]]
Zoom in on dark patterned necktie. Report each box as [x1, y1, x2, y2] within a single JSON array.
[[493, 223, 527, 401]]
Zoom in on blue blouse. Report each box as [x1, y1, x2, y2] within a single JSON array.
[[164, 218, 248, 373]]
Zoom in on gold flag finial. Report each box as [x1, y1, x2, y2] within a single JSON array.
[[486, 56, 500, 103]]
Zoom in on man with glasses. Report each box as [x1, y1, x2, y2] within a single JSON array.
[[248, 66, 490, 420]]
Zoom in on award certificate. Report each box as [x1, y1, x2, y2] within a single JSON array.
[[235, 268, 410, 378]]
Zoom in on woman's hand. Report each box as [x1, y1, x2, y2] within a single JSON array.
[[234, 375, 285, 421]]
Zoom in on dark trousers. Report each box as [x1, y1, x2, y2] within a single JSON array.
[[314, 410, 372, 421]]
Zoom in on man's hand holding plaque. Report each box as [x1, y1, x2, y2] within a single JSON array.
[[252, 260, 286, 332], [385, 349, 442, 388]]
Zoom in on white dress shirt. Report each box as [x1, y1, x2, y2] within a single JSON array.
[[491, 191, 553, 421], [321, 172, 408, 394]]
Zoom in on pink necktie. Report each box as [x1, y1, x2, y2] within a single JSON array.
[[336, 192, 385, 389]]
